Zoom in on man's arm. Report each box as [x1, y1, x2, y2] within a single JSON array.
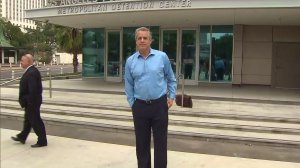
[[124, 58, 135, 107], [27, 70, 40, 106], [163, 54, 177, 107], [164, 54, 177, 99]]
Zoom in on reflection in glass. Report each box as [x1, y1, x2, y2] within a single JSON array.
[[107, 31, 120, 77], [150, 26, 160, 50], [82, 28, 104, 77], [199, 25, 233, 82], [123, 27, 137, 64], [211, 25, 233, 82], [181, 30, 196, 80], [162, 30, 177, 75], [199, 26, 211, 81]]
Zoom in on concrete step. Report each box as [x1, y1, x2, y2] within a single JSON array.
[[1, 98, 300, 162], [2, 103, 300, 147], [2, 100, 300, 135], [4, 82, 300, 105], [2, 86, 300, 162], [2, 95, 300, 124], [2, 108, 300, 147]]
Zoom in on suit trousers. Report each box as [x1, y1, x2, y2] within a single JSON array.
[[17, 104, 47, 145], [132, 95, 168, 168]]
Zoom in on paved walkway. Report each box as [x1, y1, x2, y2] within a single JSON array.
[[1, 129, 300, 168], [42, 78, 300, 103]]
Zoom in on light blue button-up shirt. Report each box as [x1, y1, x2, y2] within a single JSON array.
[[125, 49, 177, 107]]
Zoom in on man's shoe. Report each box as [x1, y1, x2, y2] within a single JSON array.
[[11, 136, 25, 144], [31, 143, 47, 148]]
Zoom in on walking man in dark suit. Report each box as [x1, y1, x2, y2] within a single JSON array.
[[11, 53, 47, 148], [125, 27, 177, 168]]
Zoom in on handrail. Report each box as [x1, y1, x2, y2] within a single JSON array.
[[1, 69, 53, 98], [177, 74, 185, 108], [0, 77, 21, 87], [0, 76, 53, 98], [1, 63, 84, 99]]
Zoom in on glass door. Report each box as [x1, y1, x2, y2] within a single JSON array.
[[106, 30, 122, 82], [161, 29, 179, 78], [180, 29, 198, 84]]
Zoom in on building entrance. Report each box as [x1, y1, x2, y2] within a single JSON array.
[[161, 29, 198, 85], [82, 26, 233, 85], [106, 30, 122, 82]]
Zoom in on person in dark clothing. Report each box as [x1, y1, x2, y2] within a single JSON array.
[[215, 58, 225, 80], [11, 53, 47, 148]]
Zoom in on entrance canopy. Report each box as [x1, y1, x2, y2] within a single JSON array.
[[25, 0, 300, 29]]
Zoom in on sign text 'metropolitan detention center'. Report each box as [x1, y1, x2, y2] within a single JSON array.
[[57, 0, 192, 15]]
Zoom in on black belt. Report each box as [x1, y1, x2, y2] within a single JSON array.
[[136, 95, 166, 105]]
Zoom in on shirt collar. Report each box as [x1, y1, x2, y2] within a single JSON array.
[[137, 48, 154, 59], [24, 64, 34, 73]]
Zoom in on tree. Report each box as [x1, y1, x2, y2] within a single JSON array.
[[1, 18, 82, 67], [25, 21, 56, 64], [1, 18, 30, 48], [55, 26, 82, 73]]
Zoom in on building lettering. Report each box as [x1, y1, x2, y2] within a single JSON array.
[[57, 0, 192, 15], [58, 4, 107, 14], [111, 2, 154, 11], [60, 0, 97, 6], [159, 0, 191, 8], [49, 0, 122, 6]]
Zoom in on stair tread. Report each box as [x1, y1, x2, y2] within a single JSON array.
[[2, 94, 300, 119], [2, 108, 300, 144], [1, 101, 300, 131]]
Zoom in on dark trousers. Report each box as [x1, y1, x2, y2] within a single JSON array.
[[17, 104, 47, 145], [132, 95, 168, 168]]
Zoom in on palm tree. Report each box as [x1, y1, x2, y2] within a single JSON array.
[[55, 26, 82, 73]]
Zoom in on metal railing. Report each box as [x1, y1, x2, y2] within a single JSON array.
[[0, 77, 22, 87], [1, 67, 82, 98], [0, 69, 53, 98], [177, 74, 185, 108]]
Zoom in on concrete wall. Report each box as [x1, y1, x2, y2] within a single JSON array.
[[233, 25, 273, 85], [53, 53, 82, 64], [232, 25, 243, 84], [273, 26, 300, 43], [242, 25, 273, 85], [233, 25, 300, 85]]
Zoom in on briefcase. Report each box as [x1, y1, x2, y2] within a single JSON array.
[[175, 94, 193, 108]]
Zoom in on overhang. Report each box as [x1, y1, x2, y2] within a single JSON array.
[[25, 0, 300, 29]]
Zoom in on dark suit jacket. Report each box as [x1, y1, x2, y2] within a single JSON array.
[[19, 65, 43, 108]]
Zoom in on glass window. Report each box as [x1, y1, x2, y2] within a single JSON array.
[[162, 30, 177, 76], [149, 26, 159, 50], [199, 25, 233, 82], [107, 31, 121, 77], [199, 26, 211, 81], [82, 28, 105, 77], [181, 30, 196, 80], [123, 27, 137, 77], [211, 25, 233, 82]]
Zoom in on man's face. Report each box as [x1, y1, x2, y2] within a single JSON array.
[[20, 56, 30, 69], [136, 30, 152, 52]]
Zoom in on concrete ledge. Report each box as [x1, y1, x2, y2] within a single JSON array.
[[1, 113, 300, 163]]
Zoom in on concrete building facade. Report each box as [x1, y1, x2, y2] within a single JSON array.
[[25, 0, 300, 88]]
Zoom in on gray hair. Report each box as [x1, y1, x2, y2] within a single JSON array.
[[135, 27, 152, 40]]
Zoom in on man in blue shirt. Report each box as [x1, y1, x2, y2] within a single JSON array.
[[125, 27, 177, 168]]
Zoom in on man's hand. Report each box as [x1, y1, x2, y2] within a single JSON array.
[[167, 98, 174, 109]]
